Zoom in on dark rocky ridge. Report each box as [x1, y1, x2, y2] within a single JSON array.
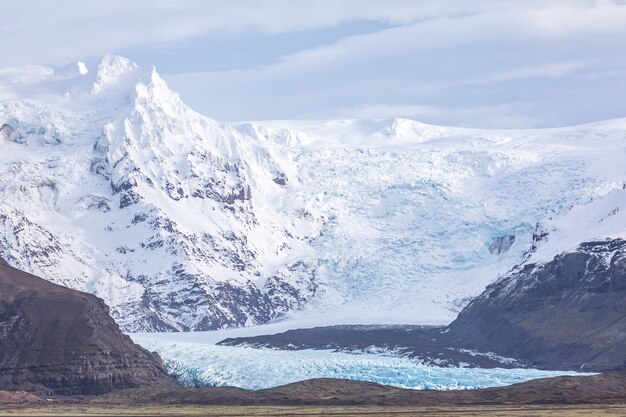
[[221, 239, 626, 372], [0, 258, 176, 395], [448, 238, 626, 372], [220, 325, 523, 368]]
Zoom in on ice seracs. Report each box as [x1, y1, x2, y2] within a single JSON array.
[[132, 335, 587, 390]]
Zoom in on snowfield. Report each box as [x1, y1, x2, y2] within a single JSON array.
[[132, 335, 590, 390], [1, 55, 625, 331]]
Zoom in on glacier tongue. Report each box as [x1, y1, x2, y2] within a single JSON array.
[[132, 336, 590, 390], [1, 55, 626, 331]]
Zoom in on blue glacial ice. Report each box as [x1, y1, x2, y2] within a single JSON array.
[[133, 336, 591, 390], [285, 141, 615, 325]]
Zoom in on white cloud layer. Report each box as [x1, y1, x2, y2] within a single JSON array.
[[1, 0, 625, 127]]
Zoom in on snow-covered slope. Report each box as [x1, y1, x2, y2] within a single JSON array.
[[1, 55, 625, 331], [0, 56, 322, 331], [241, 118, 626, 325], [526, 187, 626, 264]]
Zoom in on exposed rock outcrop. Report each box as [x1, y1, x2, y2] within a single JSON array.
[[489, 235, 515, 254], [219, 325, 521, 368], [0, 258, 176, 395], [448, 238, 626, 371]]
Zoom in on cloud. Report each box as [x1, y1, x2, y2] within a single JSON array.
[[5, 1, 623, 66], [0, 1, 498, 66], [1, 0, 625, 127], [160, 1, 626, 127]]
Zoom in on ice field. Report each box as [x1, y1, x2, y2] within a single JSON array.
[[133, 335, 590, 390]]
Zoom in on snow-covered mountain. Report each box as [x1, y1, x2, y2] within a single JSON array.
[[1, 55, 625, 332], [0, 56, 322, 331]]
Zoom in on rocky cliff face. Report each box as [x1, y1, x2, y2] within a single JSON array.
[[448, 239, 626, 372], [0, 258, 175, 395]]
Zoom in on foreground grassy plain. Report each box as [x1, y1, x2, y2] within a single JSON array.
[[2, 374, 626, 416], [2, 404, 626, 417]]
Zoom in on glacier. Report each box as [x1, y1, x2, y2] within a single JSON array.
[[243, 119, 626, 325], [132, 335, 590, 390], [1, 55, 626, 331]]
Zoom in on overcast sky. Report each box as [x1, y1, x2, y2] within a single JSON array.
[[1, 0, 625, 127]]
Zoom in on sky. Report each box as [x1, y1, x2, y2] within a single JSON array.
[[1, 0, 625, 128]]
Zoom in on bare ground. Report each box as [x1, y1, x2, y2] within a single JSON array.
[[1, 403, 626, 417]]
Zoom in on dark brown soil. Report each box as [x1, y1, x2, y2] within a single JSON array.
[[0, 390, 43, 404], [0, 258, 176, 395], [93, 373, 626, 407]]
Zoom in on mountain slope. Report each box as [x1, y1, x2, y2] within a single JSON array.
[[445, 188, 626, 371], [1, 55, 626, 332], [0, 258, 175, 395], [448, 238, 626, 372], [0, 55, 322, 331]]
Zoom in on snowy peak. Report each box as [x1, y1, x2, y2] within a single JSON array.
[[90, 55, 183, 111], [91, 54, 139, 95], [382, 118, 442, 141], [240, 117, 453, 148], [56, 61, 89, 78], [134, 66, 180, 104], [0, 61, 88, 85], [77, 61, 89, 76], [0, 65, 54, 86]]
